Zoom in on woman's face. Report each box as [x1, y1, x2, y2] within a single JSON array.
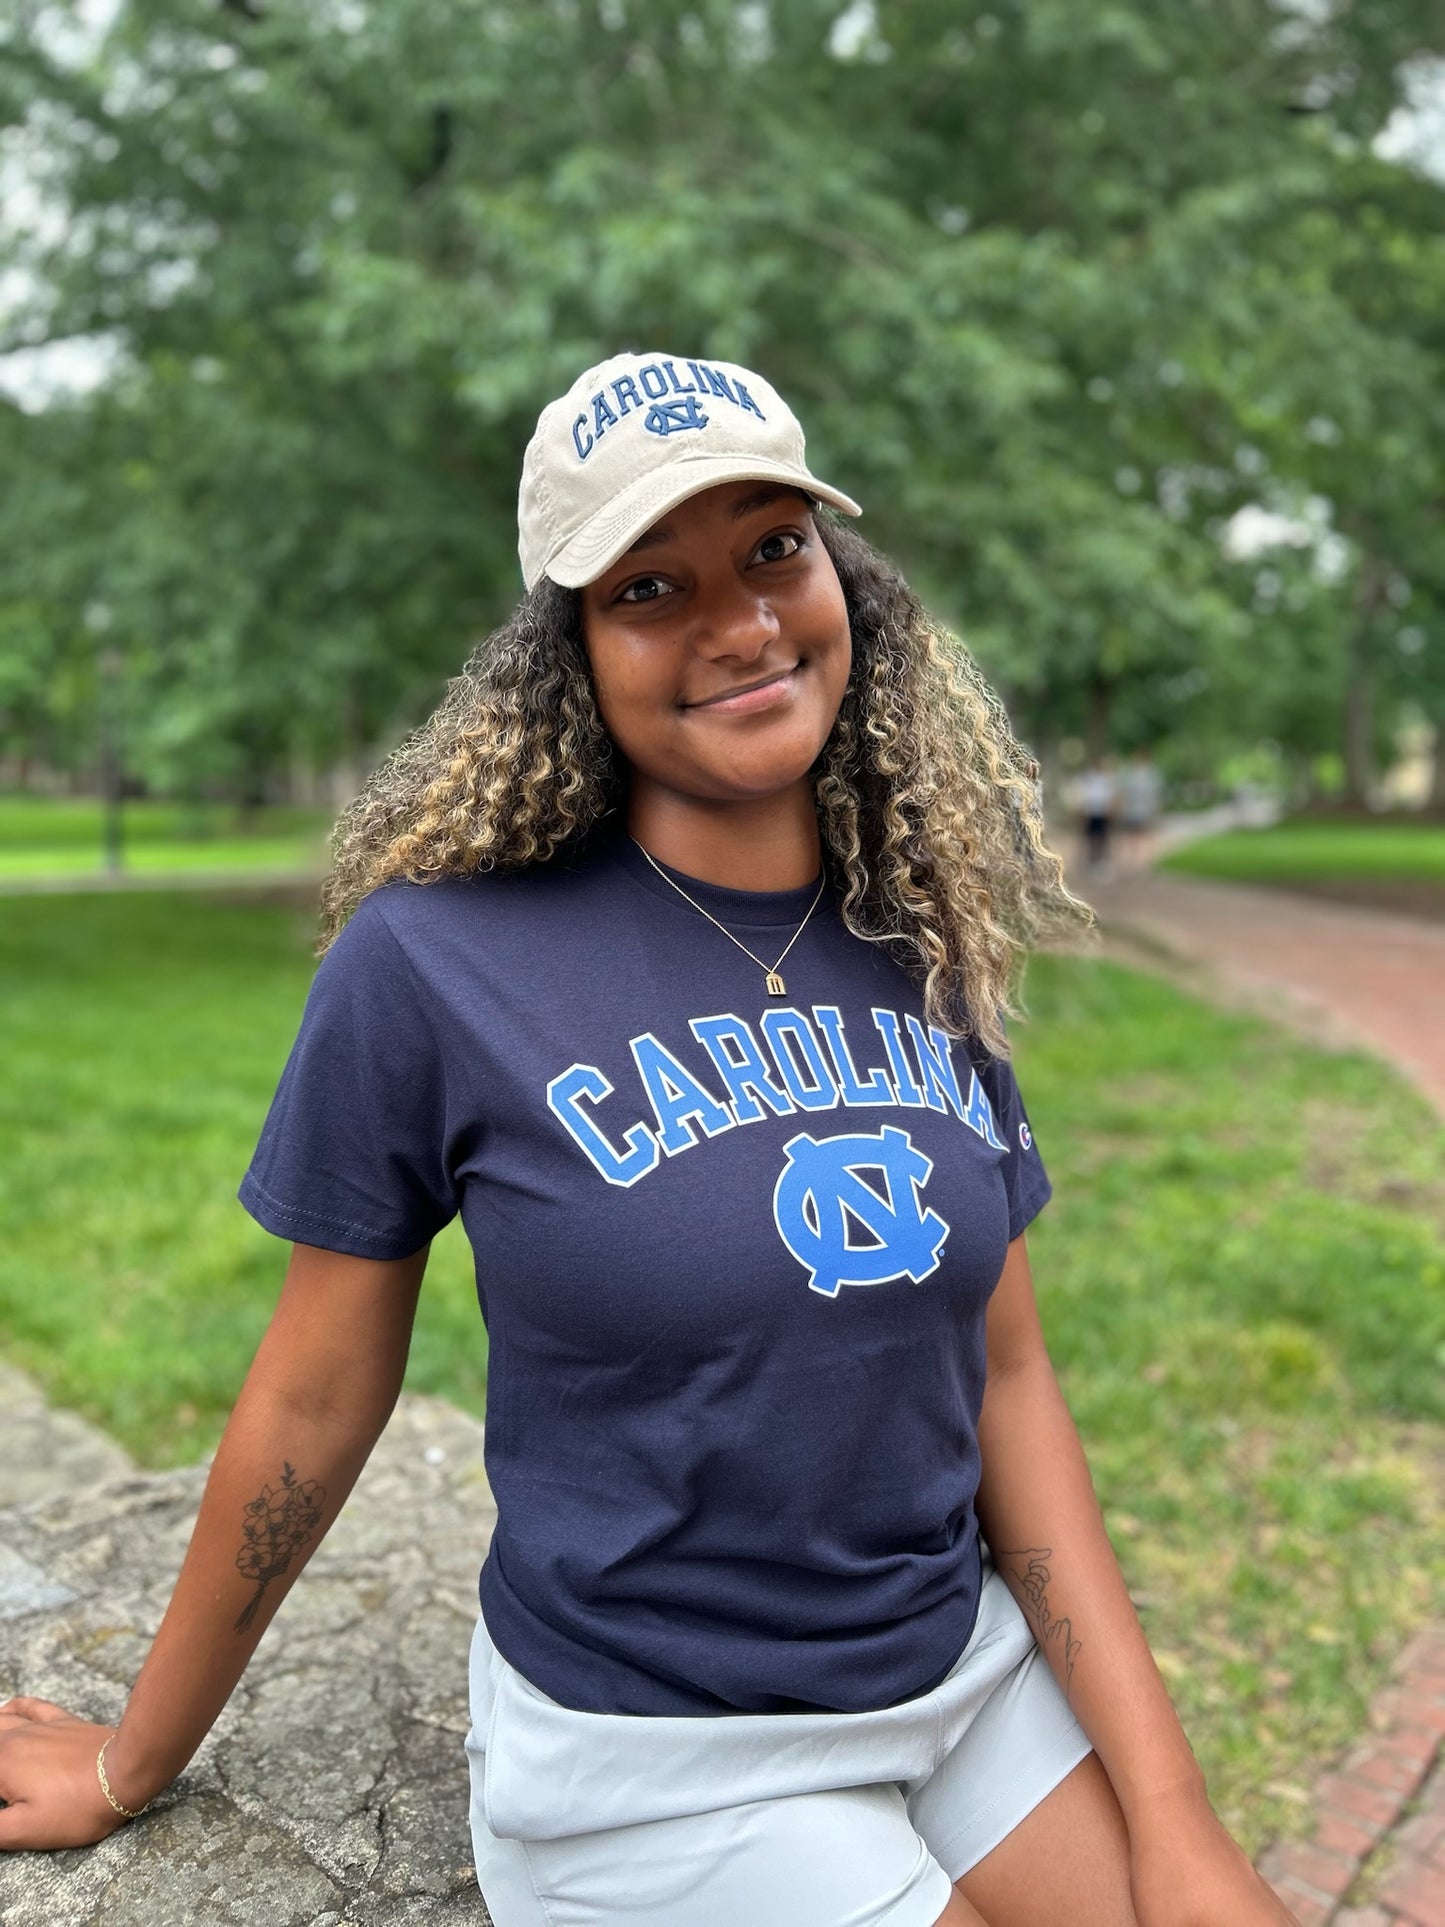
[[579, 481, 852, 811]]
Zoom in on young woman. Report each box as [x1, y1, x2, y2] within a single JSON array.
[[0, 353, 1294, 1927]]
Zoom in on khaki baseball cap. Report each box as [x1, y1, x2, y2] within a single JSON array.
[[517, 350, 862, 590]]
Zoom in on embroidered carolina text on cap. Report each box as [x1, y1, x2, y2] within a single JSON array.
[[572, 359, 767, 462]]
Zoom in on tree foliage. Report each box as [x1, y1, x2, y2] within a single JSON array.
[[1, 0, 1441, 800]]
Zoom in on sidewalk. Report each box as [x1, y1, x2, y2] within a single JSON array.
[[1082, 861, 1445, 1922], [1086, 866, 1445, 1119], [1256, 1627, 1445, 1925], [0, 865, 322, 895]]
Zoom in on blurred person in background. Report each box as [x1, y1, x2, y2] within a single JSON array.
[[0, 354, 1295, 1927], [1078, 755, 1119, 878], [1118, 749, 1165, 873]]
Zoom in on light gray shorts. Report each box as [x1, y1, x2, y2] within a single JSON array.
[[464, 1553, 1091, 1927]]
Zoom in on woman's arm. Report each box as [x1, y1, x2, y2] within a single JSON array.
[[0, 1240, 427, 1850], [975, 1234, 1294, 1923]]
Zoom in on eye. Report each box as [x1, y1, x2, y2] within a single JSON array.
[[616, 573, 673, 604], [754, 529, 804, 565]]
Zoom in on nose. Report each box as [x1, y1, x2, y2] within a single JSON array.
[[687, 576, 780, 664]]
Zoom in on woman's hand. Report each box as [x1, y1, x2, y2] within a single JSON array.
[[0, 1698, 147, 1851], [1129, 1797, 1301, 1927]]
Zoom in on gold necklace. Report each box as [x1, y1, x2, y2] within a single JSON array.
[[632, 840, 826, 997]]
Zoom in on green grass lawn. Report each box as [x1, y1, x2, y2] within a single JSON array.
[[1017, 957, 1443, 1846], [2, 891, 1441, 1851], [0, 893, 485, 1465], [0, 796, 331, 880], [1162, 817, 1445, 884]]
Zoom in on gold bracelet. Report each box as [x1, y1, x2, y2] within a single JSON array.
[[96, 1734, 149, 1820]]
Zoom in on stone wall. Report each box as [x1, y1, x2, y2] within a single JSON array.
[[0, 1368, 495, 1926]]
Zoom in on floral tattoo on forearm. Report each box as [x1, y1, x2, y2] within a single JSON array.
[[995, 1546, 1082, 1697], [233, 1461, 326, 1634]]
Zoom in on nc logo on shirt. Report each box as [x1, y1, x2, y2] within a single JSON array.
[[772, 1126, 950, 1299]]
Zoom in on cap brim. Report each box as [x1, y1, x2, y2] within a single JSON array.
[[539, 455, 862, 589]]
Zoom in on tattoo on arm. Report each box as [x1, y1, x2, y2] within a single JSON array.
[[233, 1462, 326, 1634], [995, 1546, 1082, 1696]]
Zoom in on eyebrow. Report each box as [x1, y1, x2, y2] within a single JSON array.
[[622, 485, 807, 556]]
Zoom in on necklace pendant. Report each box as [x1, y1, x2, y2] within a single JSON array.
[[765, 971, 787, 997]]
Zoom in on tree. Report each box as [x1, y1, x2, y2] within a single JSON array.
[[2, 0, 1439, 799]]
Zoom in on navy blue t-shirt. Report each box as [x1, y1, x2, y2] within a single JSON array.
[[239, 828, 1051, 1716]]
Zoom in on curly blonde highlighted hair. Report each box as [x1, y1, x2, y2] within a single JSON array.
[[320, 517, 1090, 1057]]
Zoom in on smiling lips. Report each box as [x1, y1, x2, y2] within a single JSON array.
[[685, 666, 799, 714]]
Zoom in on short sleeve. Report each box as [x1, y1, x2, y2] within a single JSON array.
[[973, 1044, 1052, 1241], [238, 892, 457, 1260]]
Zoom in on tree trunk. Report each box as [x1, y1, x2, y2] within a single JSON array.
[[1288, 750, 1314, 814], [1085, 675, 1113, 763], [1342, 556, 1385, 813], [1342, 654, 1372, 811], [97, 646, 125, 879], [1429, 715, 1445, 817]]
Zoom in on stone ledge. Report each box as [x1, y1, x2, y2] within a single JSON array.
[[0, 1393, 496, 1927], [0, 1363, 133, 1511]]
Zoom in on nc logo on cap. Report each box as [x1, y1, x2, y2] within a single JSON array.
[[645, 395, 710, 439]]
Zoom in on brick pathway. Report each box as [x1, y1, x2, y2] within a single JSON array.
[[1085, 868, 1445, 1118], [1256, 1626, 1445, 1924], [1085, 864, 1445, 1924]]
